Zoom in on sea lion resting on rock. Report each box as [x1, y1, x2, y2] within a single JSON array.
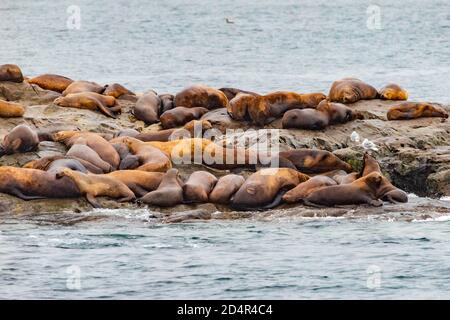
[[0, 99, 25, 118], [0, 124, 39, 157], [27, 74, 74, 93], [0, 64, 24, 82], [328, 78, 378, 104], [158, 94, 175, 114], [134, 120, 212, 142], [183, 171, 218, 203], [387, 102, 448, 120], [378, 84, 408, 101], [278, 149, 353, 173], [62, 80, 105, 96], [140, 168, 184, 207], [56, 168, 135, 208], [282, 175, 337, 203], [282, 99, 364, 130], [0, 166, 81, 200], [209, 174, 245, 204], [53, 131, 120, 170], [103, 83, 135, 98], [54, 92, 120, 118], [231, 168, 309, 210], [219, 87, 259, 101], [175, 84, 229, 110], [133, 90, 160, 124], [24, 155, 105, 174], [106, 171, 163, 197], [111, 142, 141, 170], [160, 106, 209, 129], [66, 141, 113, 173]]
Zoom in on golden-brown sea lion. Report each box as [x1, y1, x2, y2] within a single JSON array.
[[387, 102, 448, 120], [53, 131, 120, 170], [134, 120, 212, 142], [160, 106, 209, 129], [27, 74, 74, 93], [231, 168, 309, 210], [303, 172, 385, 207], [140, 168, 184, 207], [183, 171, 218, 203], [54, 92, 119, 118], [378, 84, 408, 101], [0, 124, 39, 157], [66, 142, 112, 173], [0, 99, 25, 118], [0, 64, 24, 82], [103, 83, 135, 98], [24, 155, 105, 174], [56, 168, 135, 208], [133, 90, 160, 124], [219, 87, 259, 101], [209, 174, 245, 204], [282, 175, 337, 203], [175, 84, 229, 110], [0, 166, 81, 200], [62, 80, 105, 96], [227, 93, 258, 121], [106, 171, 164, 197], [159, 93, 175, 114], [328, 78, 378, 104], [278, 149, 353, 173]]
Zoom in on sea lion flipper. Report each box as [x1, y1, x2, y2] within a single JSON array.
[[94, 99, 116, 118], [86, 193, 102, 208]]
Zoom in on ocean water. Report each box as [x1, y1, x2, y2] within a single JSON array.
[[1, 0, 450, 299]]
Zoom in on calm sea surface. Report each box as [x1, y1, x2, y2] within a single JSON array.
[[1, 0, 450, 299]]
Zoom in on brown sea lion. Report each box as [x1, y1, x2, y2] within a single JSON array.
[[62, 80, 105, 96], [278, 149, 353, 173], [56, 168, 135, 208], [0, 166, 81, 200], [328, 78, 378, 104], [0, 124, 39, 157], [160, 106, 209, 129], [282, 175, 337, 203], [53, 131, 120, 170], [66, 142, 112, 173], [0, 64, 24, 82], [227, 93, 258, 121], [387, 102, 448, 120], [133, 90, 160, 124], [303, 172, 385, 207], [106, 171, 163, 197], [24, 155, 104, 174], [54, 92, 119, 118], [209, 174, 245, 204], [332, 172, 359, 184], [103, 83, 135, 98], [183, 171, 218, 203], [158, 93, 175, 114], [140, 168, 184, 207], [219, 87, 259, 101], [231, 168, 309, 210], [114, 128, 140, 138], [360, 153, 408, 203], [175, 84, 229, 110], [27, 74, 73, 93], [0, 99, 25, 118], [134, 120, 212, 142], [110, 142, 140, 170], [379, 84, 408, 101], [316, 100, 364, 124]]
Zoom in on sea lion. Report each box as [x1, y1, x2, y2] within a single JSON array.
[[134, 120, 212, 142], [41, 158, 88, 174], [133, 90, 160, 124], [175, 84, 229, 110], [282, 175, 337, 203], [183, 171, 218, 203], [54, 92, 119, 118], [316, 100, 364, 124], [111, 142, 140, 170], [27, 74, 73, 93], [62, 80, 105, 96], [219, 87, 259, 101], [160, 106, 209, 129], [0, 64, 24, 82], [116, 137, 172, 172], [114, 128, 140, 138], [278, 149, 353, 173], [328, 78, 378, 104], [209, 174, 245, 204], [332, 172, 359, 184], [303, 172, 385, 207], [0, 166, 81, 200], [140, 168, 184, 207], [53, 131, 120, 170], [106, 171, 164, 197], [66, 142, 112, 173], [227, 93, 258, 121], [56, 168, 135, 208], [103, 83, 135, 98], [159, 93, 175, 114], [231, 168, 309, 210], [387, 102, 448, 120], [0, 99, 25, 118], [24, 155, 104, 174], [0, 124, 39, 157], [379, 84, 408, 101]]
